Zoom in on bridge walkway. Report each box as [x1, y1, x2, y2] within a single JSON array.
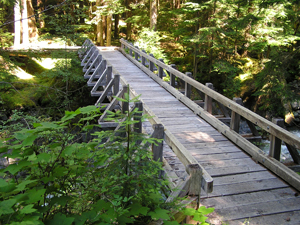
[[97, 48, 300, 225]]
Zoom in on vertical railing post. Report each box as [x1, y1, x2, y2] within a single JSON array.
[[113, 74, 120, 96], [186, 164, 202, 209], [149, 53, 155, 72], [134, 46, 140, 61], [269, 118, 284, 160], [142, 50, 146, 66], [204, 83, 213, 114], [121, 85, 129, 114], [158, 59, 164, 79], [152, 124, 164, 162], [230, 98, 243, 133], [129, 43, 133, 56], [133, 102, 143, 133], [170, 64, 176, 87], [185, 72, 192, 98]]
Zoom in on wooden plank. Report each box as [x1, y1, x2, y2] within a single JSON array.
[[205, 165, 267, 177], [201, 187, 297, 208], [229, 211, 300, 225], [188, 146, 242, 155], [200, 158, 263, 169], [183, 141, 238, 149], [191, 151, 249, 162], [212, 171, 277, 185], [207, 178, 288, 198], [213, 197, 300, 221], [175, 135, 228, 143]]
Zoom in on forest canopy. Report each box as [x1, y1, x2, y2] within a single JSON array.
[[0, 0, 300, 119]]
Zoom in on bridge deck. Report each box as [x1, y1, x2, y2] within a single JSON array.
[[98, 49, 300, 224]]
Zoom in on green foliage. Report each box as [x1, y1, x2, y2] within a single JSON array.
[[0, 93, 214, 224], [0, 109, 42, 138], [135, 28, 168, 62], [33, 51, 90, 118], [183, 206, 215, 225], [39, 0, 87, 46]]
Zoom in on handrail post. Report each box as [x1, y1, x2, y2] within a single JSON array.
[[133, 102, 143, 133], [142, 50, 146, 66], [121, 85, 129, 114], [186, 164, 202, 208], [269, 118, 284, 160], [149, 53, 155, 72], [204, 83, 213, 114], [230, 98, 243, 133], [170, 64, 176, 87], [134, 46, 139, 61], [158, 59, 164, 79], [129, 43, 133, 56], [113, 74, 120, 96], [152, 124, 164, 178], [185, 72, 192, 98]]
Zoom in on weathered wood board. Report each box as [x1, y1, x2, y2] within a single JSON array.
[[98, 49, 300, 224]]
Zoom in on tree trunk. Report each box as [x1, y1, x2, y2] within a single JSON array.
[[22, 0, 29, 46], [114, 14, 119, 39], [126, 0, 132, 40], [106, 14, 112, 46], [14, 1, 21, 47], [103, 15, 107, 41], [37, 0, 44, 28], [27, 0, 38, 42], [150, 0, 157, 31], [96, 0, 103, 45]]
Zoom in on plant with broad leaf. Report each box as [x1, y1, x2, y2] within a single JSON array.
[[0, 91, 214, 224]]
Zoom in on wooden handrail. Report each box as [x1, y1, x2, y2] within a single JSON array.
[[120, 38, 300, 150], [119, 38, 300, 191]]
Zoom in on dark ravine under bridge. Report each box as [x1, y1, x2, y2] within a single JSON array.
[[12, 39, 300, 224]]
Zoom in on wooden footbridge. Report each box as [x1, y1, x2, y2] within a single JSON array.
[[79, 39, 300, 224]]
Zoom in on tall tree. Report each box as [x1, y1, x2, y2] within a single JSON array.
[[27, 0, 38, 42], [14, 0, 21, 47], [21, 0, 29, 46], [150, 0, 157, 31]]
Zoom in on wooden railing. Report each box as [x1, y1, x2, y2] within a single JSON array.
[[119, 38, 300, 192], [78, 39, 213, 198]]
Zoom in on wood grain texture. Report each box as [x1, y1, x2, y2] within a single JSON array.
[[97, 48, 300, 224]]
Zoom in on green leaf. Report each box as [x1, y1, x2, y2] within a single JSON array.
[[16, 180, 37, 192], [37, 122, 62, 130], [193, 213, 207, 223], [79, 105, 98, 114], [183, 208, 196, 216], [197, 206, 214, 215], [148, 208, 170, 220], [63, 144, 79, 156], [128, 203, 149, 216], [0, 199, 16, 216], [25, 188, 46, 204], [36, 153, 51, 163], [5, 160, 31, 175], [164, 221, 180, 225], [0, 179, 16, 193], [22, 134, 38, 146], [10, 216, 43, 225], [50, 196, 73, 206], [46, 213, 74, 225], [61, 110, 80, 122], [20, 204, 37, 214]]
